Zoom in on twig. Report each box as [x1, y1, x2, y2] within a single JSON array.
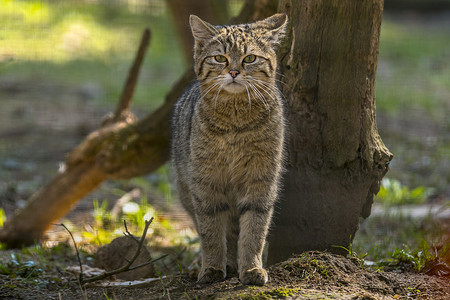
[[113, 28, 151, 121], [123, 219, 140, 244], [127, 253, 169, 272], [79, 217, 154, 285], [58, 223, 84, 284]]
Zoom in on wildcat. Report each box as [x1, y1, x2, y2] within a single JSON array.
[[171, 13, 287, 286]]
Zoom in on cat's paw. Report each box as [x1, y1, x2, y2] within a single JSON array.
[[197, 267, 225, 283], [240, 267, 268, 286]]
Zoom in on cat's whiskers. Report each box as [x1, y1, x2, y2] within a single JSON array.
[[247, 81, 270, 111], [275, 71, 288, 84], [276, 71, 287, 78], [250, 78, 285, 111], [213, 83, 224, 111], [199, 80, 221, 98], [245, 84, 252, 113], [253, 83, 277, 103], [253, 78, 281, 93], [251, 79, 276, 96], [274, 77, 287, 86], [254, 89, 271, 112], [252, 79, 284, 100]]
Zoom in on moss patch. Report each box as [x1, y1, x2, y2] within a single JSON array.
[[238, 287, 300, 300]]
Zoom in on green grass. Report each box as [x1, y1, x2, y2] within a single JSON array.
[[376, 21, 450, 119], [0, 243, 75, 284], [352, 210, 449, 265], [375, 178, 433, 206], [0, 0, 185, 110]]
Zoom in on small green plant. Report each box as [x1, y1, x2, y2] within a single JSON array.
[[376, 178, 432, 205], [332, 244, 377, 269], [0, 253, 43, 279], [407, 286, 422, 294], [375, 242, 435, 272], [309, 259, 331, 279], [93, 199, 111, 226]]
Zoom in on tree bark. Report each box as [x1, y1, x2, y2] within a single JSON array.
[[166, 0, 223, 64], [267, 0, 392, 264], [230, 0, 279, 23]]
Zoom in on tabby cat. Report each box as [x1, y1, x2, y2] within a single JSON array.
[[171, 13, 287, 286]]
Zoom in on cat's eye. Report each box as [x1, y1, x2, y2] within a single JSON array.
[[243, 54, 256, 63], [214, 55, 227, 63]]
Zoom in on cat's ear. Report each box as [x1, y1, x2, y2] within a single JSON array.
[[255, 13, 288, 46], [190, 15, 217, 43]]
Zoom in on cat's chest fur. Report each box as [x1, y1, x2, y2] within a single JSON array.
[[189, 92, 284, 188], [196, 94, 275, 135]]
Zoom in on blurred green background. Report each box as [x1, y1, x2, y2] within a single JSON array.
[[0, 0, 449, 264]]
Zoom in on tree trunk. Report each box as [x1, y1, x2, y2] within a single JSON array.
[[267, 0, 392, 264], [166, 0, 226, 64]]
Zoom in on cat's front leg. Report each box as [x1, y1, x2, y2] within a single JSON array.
[[237, 188, 276, 286], [192, 189, 229, 283]]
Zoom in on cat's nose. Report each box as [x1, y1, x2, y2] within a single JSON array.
[[229, 69, 240, 78]]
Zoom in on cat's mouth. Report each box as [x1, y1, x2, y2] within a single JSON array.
[[224, 80, 246, 93]]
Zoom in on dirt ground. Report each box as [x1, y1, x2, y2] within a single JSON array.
[[0, 250, 448, 300]]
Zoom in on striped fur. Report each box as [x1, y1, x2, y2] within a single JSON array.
[[171, 13, 287, 286]]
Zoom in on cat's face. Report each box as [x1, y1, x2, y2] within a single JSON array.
[[190, 14, 287, 96]]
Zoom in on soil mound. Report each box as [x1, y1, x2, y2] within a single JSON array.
[[1, 251, 449, 299]]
